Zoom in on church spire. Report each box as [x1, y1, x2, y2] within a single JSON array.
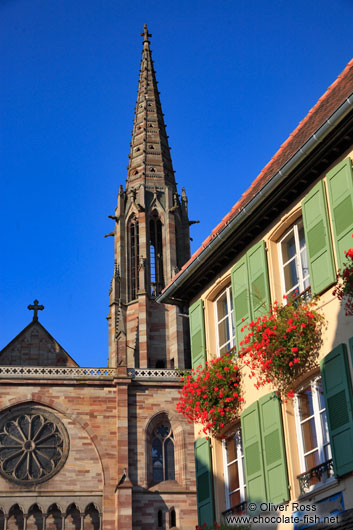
[[126, 24, 175, 189], [108, 26, 191, 370]]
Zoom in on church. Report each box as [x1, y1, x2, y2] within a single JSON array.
[[0, 26, 198, 530]]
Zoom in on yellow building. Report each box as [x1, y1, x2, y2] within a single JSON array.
[[158, 59, 353, 529]]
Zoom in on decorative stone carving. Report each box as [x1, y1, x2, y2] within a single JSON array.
[[0, 405, 69, 485]]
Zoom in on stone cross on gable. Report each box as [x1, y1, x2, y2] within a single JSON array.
[[27, 299, 44, 321]]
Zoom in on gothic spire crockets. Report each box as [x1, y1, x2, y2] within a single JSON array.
[[126, 24, 176, 189]]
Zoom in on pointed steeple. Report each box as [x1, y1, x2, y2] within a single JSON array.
[[126, 24, 176, 189], [108, 26, 191, 370]]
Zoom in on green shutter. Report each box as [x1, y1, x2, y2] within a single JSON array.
[[247, 240, 271, 320], [189, 299, 206, 369], [232, 241, 271, 351], [241, 401, 266, 504], [231, 255, 250, 351], [302, 180, 336, 294], [194, 437, 215, 526], [321, 343, 353, 477], [259, 393, 289, 504], [326, 158, 353, 270]]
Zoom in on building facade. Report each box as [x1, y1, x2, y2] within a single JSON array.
[[159, 59, 353, 529], [0, 26, 197, 530]]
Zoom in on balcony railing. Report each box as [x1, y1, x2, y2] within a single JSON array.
[[0, 366, 186, 381], [297, 459, 334, 495], [222, 500, 248, 518], [0, 365, 116, 379], [127, 368, 184, 380]]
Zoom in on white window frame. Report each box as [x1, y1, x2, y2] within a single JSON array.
[[222, 430, 246, 510], [214, 285, 235, 357], [294, 377, 332, 488], [278, 218, 310, 300]]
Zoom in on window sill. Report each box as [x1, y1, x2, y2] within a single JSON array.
[[298, 477, 338, 500], [148, 479, 186, 493], [126, 298, 139, 305]]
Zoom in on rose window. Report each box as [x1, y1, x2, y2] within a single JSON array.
[[0, 406, 69, 485]]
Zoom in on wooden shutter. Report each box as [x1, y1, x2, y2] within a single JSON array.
[[231, 255, 250, 351], [189, 299, 206, 369], [327, 158, 353, 270], [194, 437, 215, 526], [321, 343, 353, 476], [241, 401, 266, 503], [247, 240, 271, 320], [302, 180, 336, 294], [259, 393, 289, 503]]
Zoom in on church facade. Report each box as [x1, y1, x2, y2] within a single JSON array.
[[0, 26, 197, 530]]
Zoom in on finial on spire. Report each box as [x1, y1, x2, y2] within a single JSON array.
[[140, 24, 152, 45]]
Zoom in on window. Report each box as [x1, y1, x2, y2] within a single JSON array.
[[170, 508, 176, 527], [128, 216, 139, 301], [215, 285, 235, 356], [278, 218, 310, 299], [150, 211, 164, 295], [151, 422, 175, 484], [294, 377, 333, 491], [223, 430, 246, 510]]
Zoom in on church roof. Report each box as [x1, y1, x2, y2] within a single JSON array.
[[0, 319, 78, 367], [158, 58, 353, 303], [126, 24, 176, 190]]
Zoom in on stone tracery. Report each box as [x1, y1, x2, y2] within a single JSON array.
[[0, 406, 69, 485]]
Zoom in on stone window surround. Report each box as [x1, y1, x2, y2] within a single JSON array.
[[145, 411, 186, 489], [222, 427, 246, 511], [214, 284, 235, 357], [294, 376, 332, 489], [277, 217, 310, 300]]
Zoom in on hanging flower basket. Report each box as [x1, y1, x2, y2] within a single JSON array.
[[239, 296, 324, 397], [177, 350, 244, 438], [333, 245, 353, 316]]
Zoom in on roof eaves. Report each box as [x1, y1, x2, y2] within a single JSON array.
[[158, 84, 353, 304]]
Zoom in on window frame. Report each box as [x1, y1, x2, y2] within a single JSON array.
[[214, 285, 236, 357], [151, 422, 175, 485], [127, 215, 139, 301], [294, 376, 332, 487], [278, 218, 310, 300], [149, 211, 164, 296], [222, 429, 246, 510]]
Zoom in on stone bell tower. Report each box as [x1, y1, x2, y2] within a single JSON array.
[[108, 25, 191, 371]]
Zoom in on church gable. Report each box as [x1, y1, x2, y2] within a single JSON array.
[[0, 321, 78, 367]]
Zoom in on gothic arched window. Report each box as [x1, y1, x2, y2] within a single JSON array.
[[149, 211, 164, 296], [128, 215, 139, 301], [170, 508, 176, 528], [151, 422, 175, 484]]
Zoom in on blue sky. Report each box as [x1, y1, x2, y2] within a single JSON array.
[[1, 0, 353, 366]]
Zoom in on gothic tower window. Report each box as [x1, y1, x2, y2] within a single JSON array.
[[150, 211, 164, 296], [128, 215, 139, 301], [170, 508, 176, 528], [151, 421, 175, 484]]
